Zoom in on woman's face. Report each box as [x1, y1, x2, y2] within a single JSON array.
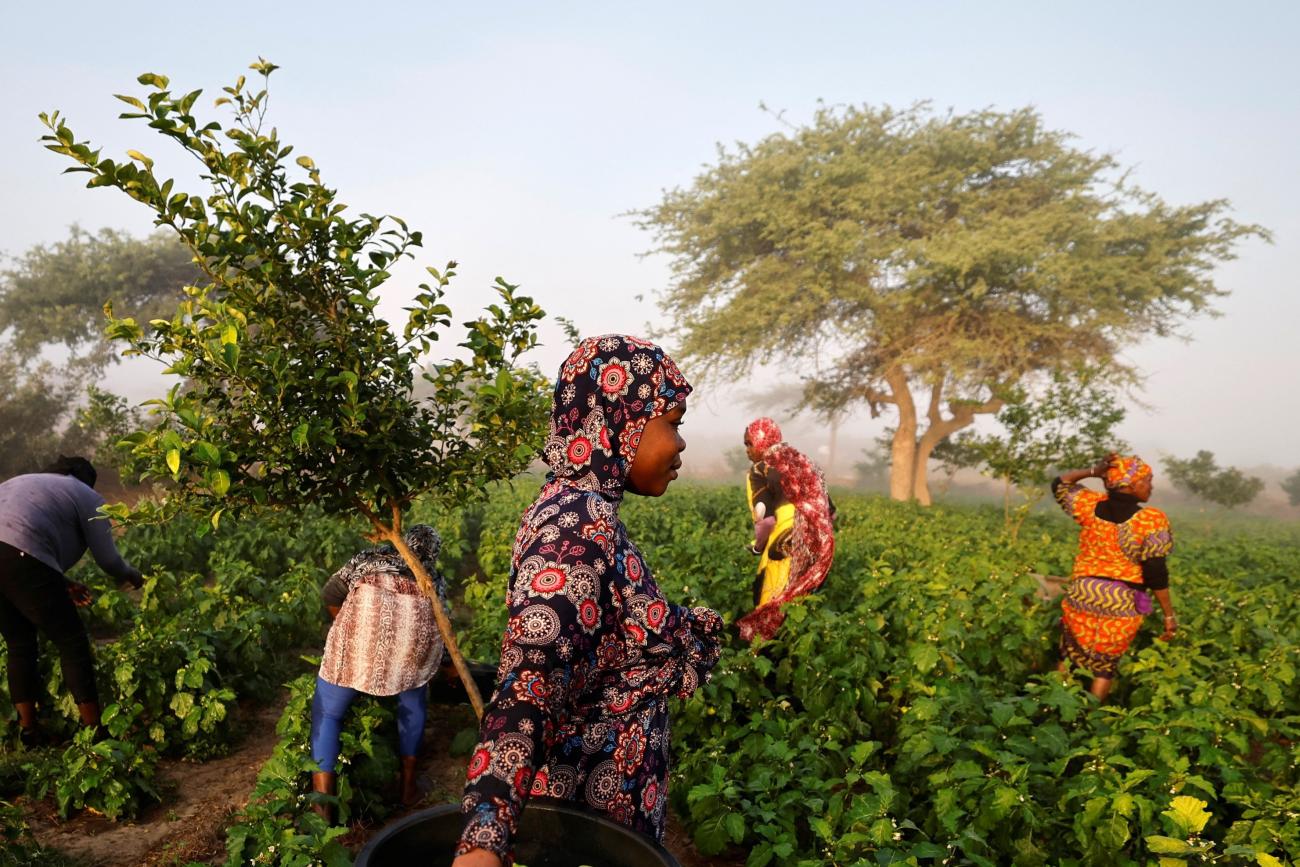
[[1130, 476, 1154, 502], [744, 431, 762, 464], [626, 404, 686, 497]]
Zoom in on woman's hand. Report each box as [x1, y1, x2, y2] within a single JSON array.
[[1091, 453, 1118, 478], [451, 850, 502, 867], [1158, 613, 1178, 642], [68, 581, 93, 607]]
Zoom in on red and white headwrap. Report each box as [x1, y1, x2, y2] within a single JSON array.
[[737, 418, 836, 641]]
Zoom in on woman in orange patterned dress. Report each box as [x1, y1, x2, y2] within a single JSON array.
[[1053, 453, 1177, 701]]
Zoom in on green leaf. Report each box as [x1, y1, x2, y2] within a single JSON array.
[[125, 149, 154, 170], [1147, 836, 1194, 855], [723, 812, 745, 843], [191, 441, 221, 466], [1163, 796, 1211, 835], [166, 448, 181, 475], [209, 469, 231, 497]]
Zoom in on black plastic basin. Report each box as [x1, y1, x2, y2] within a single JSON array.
[[354, 802, 682, 867], [428, 660, 500, 706]]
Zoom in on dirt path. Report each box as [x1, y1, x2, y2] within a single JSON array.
[[28, 696, 287, 867]]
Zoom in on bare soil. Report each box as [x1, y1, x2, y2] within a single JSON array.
[[27, 696, 286, 866]]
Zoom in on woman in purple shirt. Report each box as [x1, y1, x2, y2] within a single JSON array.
[[0, 456, 142, 745]]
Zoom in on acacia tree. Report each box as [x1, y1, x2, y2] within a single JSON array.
[[40, 61, 552, 718], [636, 104, 1267, 504], [1163, 451, 1264, 509]]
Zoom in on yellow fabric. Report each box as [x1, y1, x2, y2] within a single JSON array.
[[757, 503, 797, 605]]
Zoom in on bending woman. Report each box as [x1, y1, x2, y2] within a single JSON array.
[[1054, 454, 1176, 702], [453, 335, 723, 867], [310, 524, 446, 819], [736, 418, 835, 642], [0, 456, 143, 744]]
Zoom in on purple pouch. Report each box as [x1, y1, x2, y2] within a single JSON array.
[[754, 516, 776, 551], [1133, 589, 1154, 616]]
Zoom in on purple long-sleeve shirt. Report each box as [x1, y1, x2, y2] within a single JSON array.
[[0, 473, 140, 584]]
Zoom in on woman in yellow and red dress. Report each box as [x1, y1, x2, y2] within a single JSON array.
[[1053, 453, 1177, 702]]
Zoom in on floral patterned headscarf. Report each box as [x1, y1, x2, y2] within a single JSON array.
[[1104, 455, 1153, 492], [738, 418, 836, 641], [543, 335, 691, 499]]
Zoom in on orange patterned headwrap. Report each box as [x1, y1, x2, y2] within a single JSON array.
[[1104, 455, 1153, 492]]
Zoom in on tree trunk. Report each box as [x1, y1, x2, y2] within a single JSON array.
[[887, 369, 917, 501], [384, 527, 486, 720], [912, 382, 951, 507], [912, 379, 1006, 508]]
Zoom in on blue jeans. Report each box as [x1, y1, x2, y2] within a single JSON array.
[[310, 676, 427, 772]]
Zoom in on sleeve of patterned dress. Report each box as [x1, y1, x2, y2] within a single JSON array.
[[1136, 509, 1174, 560], [618, 562, 724, 700], [1052, 477, 1104, 526], [455, 537, 586, 863]]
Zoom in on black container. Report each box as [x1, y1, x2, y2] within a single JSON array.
[[354, 802, 682, 867], [428, 661, 499, 706]]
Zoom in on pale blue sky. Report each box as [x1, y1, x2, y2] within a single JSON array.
[[3, 1, 1297, 479]]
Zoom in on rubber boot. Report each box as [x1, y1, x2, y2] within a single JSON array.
[[311, 771, 337, 823], [399, 756, 420, 807]]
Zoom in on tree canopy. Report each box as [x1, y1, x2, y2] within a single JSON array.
[[636, 103, 1267, 503], [0, 227, 193, 481], [1162, 450, 1264, 509], [1282, 469, 1300, 508], [0, 226, 198, 376]]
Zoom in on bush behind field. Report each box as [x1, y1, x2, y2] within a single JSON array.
[[463, 481, 1300, 866]]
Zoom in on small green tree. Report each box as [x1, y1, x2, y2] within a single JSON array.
[[59, 386, 145, 479], [1162, 451, 1264, 509], [1282, 468, 1300, 507], [937, 371, 1128, 536], [39, 60, 552, 717]]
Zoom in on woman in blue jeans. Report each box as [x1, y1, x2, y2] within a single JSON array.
[[310, 525, 447, 820]]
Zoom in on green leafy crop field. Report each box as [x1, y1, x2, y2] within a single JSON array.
[[1, 485, 1296, 866]]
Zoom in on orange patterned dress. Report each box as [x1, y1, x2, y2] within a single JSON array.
[[1055, 482, 1173, 678]]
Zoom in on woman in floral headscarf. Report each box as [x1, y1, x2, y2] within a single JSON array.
[[1053, 453, 1177, 702], [453, 335, 723, 867], [736, 418, 836, 642]]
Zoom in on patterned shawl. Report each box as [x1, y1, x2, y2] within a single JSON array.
[[737, 417, 836, 641]]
